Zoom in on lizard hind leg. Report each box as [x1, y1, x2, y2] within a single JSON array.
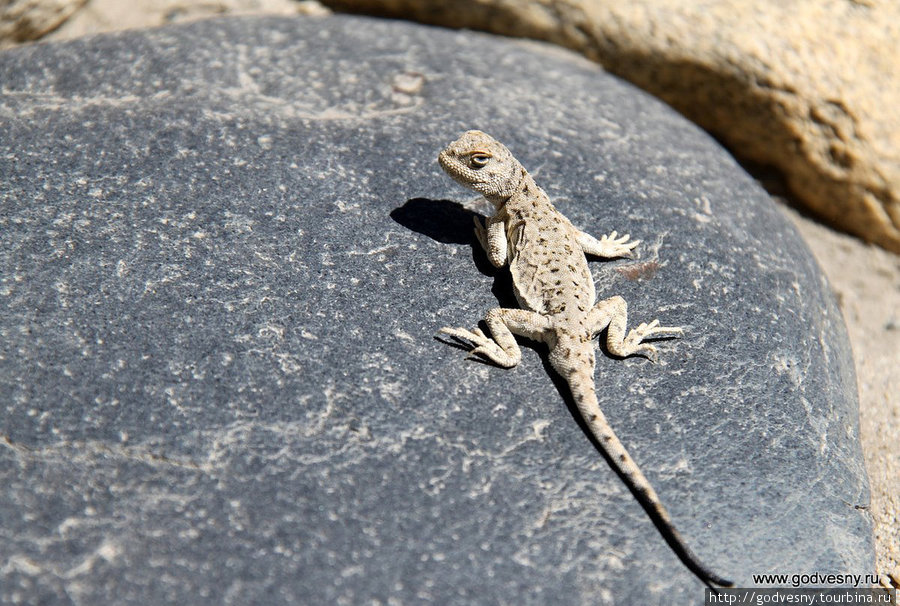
[[439, 308, 552, 368], [587, 295, 683, 362]]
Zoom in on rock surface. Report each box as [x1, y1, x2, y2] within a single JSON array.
[[322, 0, 900, 254], [0, 15, 872, 605]]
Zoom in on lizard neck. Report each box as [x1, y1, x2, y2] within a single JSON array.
[[482, 164, 532, 208], [501, 172, 545, 214]]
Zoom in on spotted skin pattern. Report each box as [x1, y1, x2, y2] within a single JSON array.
[[437, 130, 732, 587]]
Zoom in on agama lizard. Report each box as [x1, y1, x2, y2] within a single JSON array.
[[437, 130, 732, 587]]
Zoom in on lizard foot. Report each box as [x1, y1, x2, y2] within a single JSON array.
[[621, 320, 684, 362], [438, 326, 520, 368], [599, 230, 641, 258]]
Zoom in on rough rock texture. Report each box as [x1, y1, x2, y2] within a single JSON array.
[[320, 0, 900, 254], [0, 0, 86, 46], [0, 15, 873, 605]]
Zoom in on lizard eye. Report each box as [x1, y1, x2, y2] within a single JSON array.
[[469, 152, 491, 168]]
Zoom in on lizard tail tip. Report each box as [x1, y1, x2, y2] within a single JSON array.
[[707, 574, 735, 588]]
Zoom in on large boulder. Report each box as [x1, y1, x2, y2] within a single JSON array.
[[0, 15, 872, 605]]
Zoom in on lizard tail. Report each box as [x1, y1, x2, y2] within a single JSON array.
[[564, 366, 734, 588]]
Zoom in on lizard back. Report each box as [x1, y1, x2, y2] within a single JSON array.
[[505, 182, 597, 325]]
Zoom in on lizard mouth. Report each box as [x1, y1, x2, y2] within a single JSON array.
[[437, 150, 467, 183], [437, 150, 452, 171]]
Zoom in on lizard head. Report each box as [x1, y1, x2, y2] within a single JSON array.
[[438, 130, 525, 204]]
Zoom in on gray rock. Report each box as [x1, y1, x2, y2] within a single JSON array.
[[0, 15, 872, 605]]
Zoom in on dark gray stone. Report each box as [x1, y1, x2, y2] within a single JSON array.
[[0, 15, 871, 605]]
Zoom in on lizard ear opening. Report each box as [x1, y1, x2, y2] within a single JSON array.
[[469, 152, 491, 168]]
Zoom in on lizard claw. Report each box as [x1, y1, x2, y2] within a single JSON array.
[[438, 326, 519, 367], [617, 320, 683, 360], [466, 345, 489, 361], [637, 344, 660, 363], [599, 231, 641, 258], [633, 319, 683, 338], [439, 326, 490, 349]]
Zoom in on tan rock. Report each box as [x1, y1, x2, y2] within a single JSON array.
[[39, 0, 326, 42], [0, 0, 86, 46], [321, 0, 900, 253]]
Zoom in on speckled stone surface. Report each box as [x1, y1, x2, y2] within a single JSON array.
[[0, 15, 872, 605]]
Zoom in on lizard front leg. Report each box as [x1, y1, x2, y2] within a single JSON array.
[[576, 229, 639, 258], [474, 215, 508, 268], [439, 308, 551, 368], [587, 295, 683, 362]]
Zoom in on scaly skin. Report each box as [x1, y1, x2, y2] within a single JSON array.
[[437, 130, 732, 588]]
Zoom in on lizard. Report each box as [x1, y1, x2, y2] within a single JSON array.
[[436, 130, 733, 588]]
